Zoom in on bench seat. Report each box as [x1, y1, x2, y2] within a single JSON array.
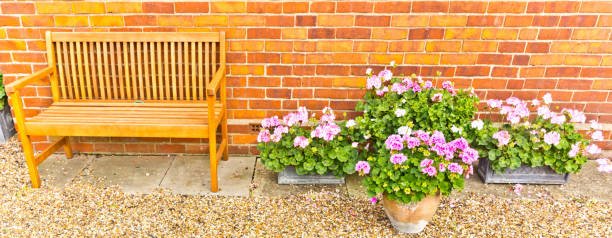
[[5, 32, 228, 192], [25, 102, 223, 138]]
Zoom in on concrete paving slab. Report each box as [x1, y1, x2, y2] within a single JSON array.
[[160, 156, 255, 196], [251, 158, 348, 197], [83, 155, 174, 194], [39, 154, 92, 188]]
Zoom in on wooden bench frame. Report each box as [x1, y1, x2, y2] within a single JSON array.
[[6, 32, 228, 192]]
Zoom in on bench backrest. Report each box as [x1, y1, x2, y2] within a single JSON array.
[[46, 32, 225, 102]]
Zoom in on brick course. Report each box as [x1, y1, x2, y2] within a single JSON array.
[[0, 1, 610, 153]]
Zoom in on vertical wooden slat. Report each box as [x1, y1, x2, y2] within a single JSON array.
[[123, 42, 131, 100], [205, 42, 209, 90], [103, 42, 111, 99], [212, 42, 217, 82], [157, 42, 163, 100], [150, 43, 157, 100], [56, 42, 68, 99], [63, 42, 73, 99], [191, 42, 197, 101], [96, 42, 105, 100], [69, 42, 80, 100], [137, 42, 144, 100], [75, 42, 86, 99], [177, 42, 183, 100], [109, 42, 118, 100], [198, 42, 203, 100], [89, 42, 99, 99], [82, 42, 93, 99], [130, 42, 137, 100], [184, 42, 190, 100], [46, 33, 59, 102], [144, 42, 151, 100], [171, 42, 177, 100], [164, 42, 170, 100], [116, 42, 125, 100]]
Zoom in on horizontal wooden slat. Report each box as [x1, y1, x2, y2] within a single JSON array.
[[51, 32, 221, 43], [53, 101, 216, 107], [25, 123, 209, 138]]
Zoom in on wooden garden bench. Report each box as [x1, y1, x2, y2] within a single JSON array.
[[5, 32, 228, 192]]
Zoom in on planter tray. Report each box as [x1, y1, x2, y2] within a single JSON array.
[[478, 158, 568, 185], [278, 166, 345, 185]]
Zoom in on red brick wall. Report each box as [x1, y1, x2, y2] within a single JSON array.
[[0, 1, 610, 154]]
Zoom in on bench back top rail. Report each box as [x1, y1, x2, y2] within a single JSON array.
[[47, 32, 225, 102]]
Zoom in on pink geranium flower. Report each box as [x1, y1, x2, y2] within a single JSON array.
[[293, 136, 309, 148], [543, 131, 561, 146], [355, 161, 371, 175], [492, 130, 511, 146]]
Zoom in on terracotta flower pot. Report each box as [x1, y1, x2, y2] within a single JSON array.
[[382, 194, 441, 233]]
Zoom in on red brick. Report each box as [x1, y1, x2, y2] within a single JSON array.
[[337, 28, 371, 39], [293, 89, 313, 98], [545, 1, 580, 13], [374, 1, 411, 13], [354, 41, 388, 52], [337, 2, 372, 13], [487, 1, 526, 13], [513, 55, 530, 65], [308, 28, 335, 39], [504, 16, 534, 27], [456, 66, 490, 76], [355, 15, 390, 27], [557, 79, 592, 90], [526, 42, 550, 53], [247, 53, 280, 64], [267, 65, 292, 75], [581, 68, 612, 78], [538, 29, 571, 40], [21, 15, 54, 27], [524, 78, 557, 89], [142, 2, 174, 13], [283, 2, 308, 13], [499, 42, 525, 53], [2, 2, 35, 14], [296, 15, 316, 26], [125, 15, 157, 26], [247, 28, 280, 39], [477, 54, 513, 65], [467, 16, 504, 26], [310, 2, 335, 13], [449, 1, 487, 13], [526, 2, 545, 13], [250, 100, 281, 109], [265, 16, 294, 27], [0, 16, 20, 26], [559, 16, 598, 27], [492, 67, 518, 77], [580, 2, 612, 13], [316, 65, 350, 75], [315, 89, 348, 99], [545, 67, 581, 77], [573, 91, 608, 102], [412, 1, 449, 12], [247, 2, 282, 13], [175, 2, 209, 13], [533, 16, 559, 26], [409, 28, 444, 39]]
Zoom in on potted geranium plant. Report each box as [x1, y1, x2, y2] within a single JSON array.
[[466, 93, 605, 184], [0, 73, 16, 143], [355, 130, 478, 233], [257, 106, 359, 184], [352, 63, 480, 233]]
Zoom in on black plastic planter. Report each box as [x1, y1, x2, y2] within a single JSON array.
[[478, 158, 569, 185], [277, 166, 345, 185], [0, 103, 15, 143]]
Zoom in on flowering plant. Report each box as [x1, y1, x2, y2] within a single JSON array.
[[354, 66, 479, 155], [465, 93, 604, 174], [257, 107, 359, 176], [356, 130, 478, 203]]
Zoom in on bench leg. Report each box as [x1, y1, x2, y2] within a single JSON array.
[[209, 128, 219, 193], [19, 134, 41, 188], [62, 136, 73, 159], [221, 116, 229, 161]]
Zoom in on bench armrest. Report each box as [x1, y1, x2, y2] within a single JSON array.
[[5, 66, 54, 94], [206, 65, 226, 96]]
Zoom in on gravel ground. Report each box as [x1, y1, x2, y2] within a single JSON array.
[[1, 138, 611, 237]]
